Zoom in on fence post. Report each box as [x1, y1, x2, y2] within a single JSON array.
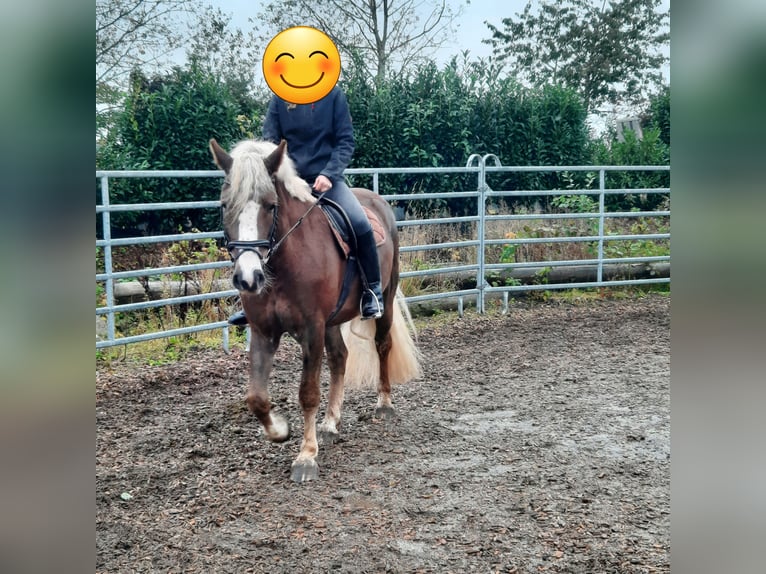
[[479, 154, 502, 313], [466, 154, 486, 313], [598, 169, 606, 284], [478, 161, 487, 313], [99, 175, 116, 344]]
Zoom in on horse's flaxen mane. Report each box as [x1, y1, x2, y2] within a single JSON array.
[[226, 140, 314, 218]]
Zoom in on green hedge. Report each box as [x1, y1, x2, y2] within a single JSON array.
[[98, 59, 669, 234], [97, 66, 264, 236]]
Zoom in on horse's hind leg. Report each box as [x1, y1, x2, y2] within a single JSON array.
[[246, 334, 289, 442], [318, 325, 347, 444], [374, 312, 395, 420]]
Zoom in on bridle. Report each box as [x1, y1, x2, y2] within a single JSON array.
[[224, 204, 277, 263], [223, 176, 321, 265]]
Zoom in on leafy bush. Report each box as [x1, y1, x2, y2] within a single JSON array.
[[591, 127, 669, 211], [344, 57, 592, 215], [98, 57, 668, 233], [644, 86, 670, 146], [97, 66, 263, 237]]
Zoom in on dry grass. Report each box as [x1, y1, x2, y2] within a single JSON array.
[[398, 204, 670, 271], [97, 237, 244, 364]]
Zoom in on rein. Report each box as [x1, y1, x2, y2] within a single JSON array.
[[225, 185, 321, 265]]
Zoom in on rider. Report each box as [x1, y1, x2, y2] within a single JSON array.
[[228, 85, 384, 325]]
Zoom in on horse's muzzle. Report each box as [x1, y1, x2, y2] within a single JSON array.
[[232, 266, 267, 293]]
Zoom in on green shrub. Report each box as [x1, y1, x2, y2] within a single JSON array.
[[97, 66, 263, 237]]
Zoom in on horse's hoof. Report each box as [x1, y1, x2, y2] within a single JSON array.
[[319, 429, 341, 445], [290, 459, 319, 483], [265, 414, 290, 442], [374, 405, 396, 420]]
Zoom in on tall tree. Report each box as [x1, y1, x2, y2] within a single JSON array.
[[97, 1, 266, 141], [484, 0, 669, 114], [185, 6, 265, 105], [253, 0, 464, 86]]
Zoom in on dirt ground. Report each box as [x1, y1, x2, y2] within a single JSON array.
[[97, 295, 670, 573]]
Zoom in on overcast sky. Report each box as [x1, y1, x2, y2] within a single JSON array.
[[205, 0, 669, 81]]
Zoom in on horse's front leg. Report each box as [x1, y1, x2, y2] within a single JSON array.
[[318, 324, 348, 444], [246, 333, 289, 442], [291, 329, 325, 483]]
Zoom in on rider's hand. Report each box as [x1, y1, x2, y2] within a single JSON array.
[[312, 175, 332, 193]]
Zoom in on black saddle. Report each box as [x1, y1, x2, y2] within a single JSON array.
[[312, 192, 357, 253]]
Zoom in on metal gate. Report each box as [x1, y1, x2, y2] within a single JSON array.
[[96, 158, 669, 349]]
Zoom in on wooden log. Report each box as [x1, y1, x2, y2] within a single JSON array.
[[113, 279, 233, 304], [482, 262, 670, 288], [111, 262, 669, 305], [419, 262, 668, 290]]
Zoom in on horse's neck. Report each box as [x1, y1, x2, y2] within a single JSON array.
[[275, 178, 317, 221], [277, 188, 305, 227], [273, 187, 324, 255]]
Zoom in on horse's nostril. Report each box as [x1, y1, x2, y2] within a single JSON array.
[[232, 274, 251, 292], [233, 270, 264, 293]]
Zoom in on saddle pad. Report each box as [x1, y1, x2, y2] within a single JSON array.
[[364, 207, 387, 247]]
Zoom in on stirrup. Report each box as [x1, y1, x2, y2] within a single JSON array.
[[360, 289, 383, 320]]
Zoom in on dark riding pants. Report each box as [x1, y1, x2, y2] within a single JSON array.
[[318, 179, 373, 237]]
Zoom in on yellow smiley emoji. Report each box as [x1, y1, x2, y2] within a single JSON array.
[[262, 27, 341, 105]]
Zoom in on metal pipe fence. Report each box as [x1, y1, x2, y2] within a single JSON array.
[[96, 158, 669, 349]]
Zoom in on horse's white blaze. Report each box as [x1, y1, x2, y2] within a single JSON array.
[[235, 201, 264, 283]]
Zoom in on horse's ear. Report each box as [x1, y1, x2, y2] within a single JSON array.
[[209, 139, 233, 173], [263, 139, 287, 176]]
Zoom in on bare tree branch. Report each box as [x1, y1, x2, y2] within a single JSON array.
[[252, 0, 463, 85], [96, 0, 198, 86]]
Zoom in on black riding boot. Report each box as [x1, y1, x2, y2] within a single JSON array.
[[356, 230, 384, 320]]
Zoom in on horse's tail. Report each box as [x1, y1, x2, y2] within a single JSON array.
[[387, 287, 423, 384], [341, 287, 422, 390]]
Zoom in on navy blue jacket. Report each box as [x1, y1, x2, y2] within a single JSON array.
[[262, 87, 355, 184]]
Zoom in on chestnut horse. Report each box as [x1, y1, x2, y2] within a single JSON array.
[[209, 138, 421, 482]]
